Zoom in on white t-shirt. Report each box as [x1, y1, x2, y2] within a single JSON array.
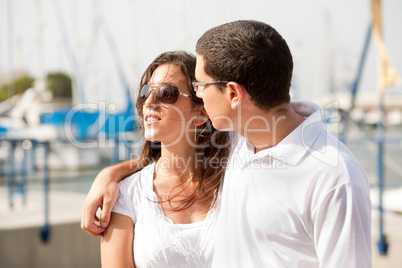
[[211, 100, 372, 268], [112, 163, 219, 268]]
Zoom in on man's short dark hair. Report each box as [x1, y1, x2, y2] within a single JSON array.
[[196, 20, 293, 110]]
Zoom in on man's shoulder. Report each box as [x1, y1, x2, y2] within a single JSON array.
[[308, 129, 368, 186]]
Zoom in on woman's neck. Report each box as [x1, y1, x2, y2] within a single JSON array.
[[152, 138, 213, 223], [156, 141, 197, 183]]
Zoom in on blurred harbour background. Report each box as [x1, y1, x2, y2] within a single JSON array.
[[0, 0, 402, 267]]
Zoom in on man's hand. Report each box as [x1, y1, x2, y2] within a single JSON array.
[[81, 166, 120, 237], [81, 158, 142, 236]]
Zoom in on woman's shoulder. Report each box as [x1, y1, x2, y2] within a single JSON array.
[[118, 162, 155, 193]]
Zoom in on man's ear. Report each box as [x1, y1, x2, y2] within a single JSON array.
[[193, 106, 209, 126], [226, 82, 244, 109]]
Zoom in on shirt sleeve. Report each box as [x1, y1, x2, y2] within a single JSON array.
[[112, 176, 137, 223], [313, 181, 372, 268]]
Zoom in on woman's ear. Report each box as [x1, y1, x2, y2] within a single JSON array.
[[193, 106, 209, 126], [226, 82, 244, 109]]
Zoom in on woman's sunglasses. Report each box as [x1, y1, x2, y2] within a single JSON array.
[[139, 84, 192, 104]]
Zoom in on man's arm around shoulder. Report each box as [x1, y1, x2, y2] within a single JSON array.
[[81, 158, 143, 237]]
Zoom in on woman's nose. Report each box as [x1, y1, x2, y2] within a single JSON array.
[[143, 91, 156, 108]]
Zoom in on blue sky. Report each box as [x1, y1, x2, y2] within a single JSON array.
[[0, 0, 401, 108]]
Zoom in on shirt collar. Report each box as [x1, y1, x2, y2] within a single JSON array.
[[249, 100, 324, 166]]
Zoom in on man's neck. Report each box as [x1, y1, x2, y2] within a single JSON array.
[[238, 102, 305, 153]]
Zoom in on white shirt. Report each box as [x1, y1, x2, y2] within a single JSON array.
[[112, 163, 219, 268], [211, 100, 372, 268]]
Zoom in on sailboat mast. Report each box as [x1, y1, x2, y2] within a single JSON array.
[[35, 0, 45, 90], [7, 0, 14, 97]]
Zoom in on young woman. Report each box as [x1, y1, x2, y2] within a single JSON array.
[[100, 51, 230, 268]]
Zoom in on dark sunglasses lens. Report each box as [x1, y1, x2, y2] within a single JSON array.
[[140, 85, 151, 101], [157, 85, 179, 104]]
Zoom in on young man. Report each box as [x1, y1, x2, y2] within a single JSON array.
[[82, 20, 371, 267]]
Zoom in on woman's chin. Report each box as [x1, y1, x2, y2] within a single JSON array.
[[144, 130, 156, 141], [144, 136, 158, 142]]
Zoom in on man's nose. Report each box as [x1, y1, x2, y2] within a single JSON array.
[[196, 89, 203, 99]]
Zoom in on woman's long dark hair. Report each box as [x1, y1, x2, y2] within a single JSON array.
[[136, 51, 230, 211]]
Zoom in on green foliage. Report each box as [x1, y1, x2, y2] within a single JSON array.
[[46, 72, 72, 98], [0, 75, 35, 102], [0, 72, 73, 102]]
